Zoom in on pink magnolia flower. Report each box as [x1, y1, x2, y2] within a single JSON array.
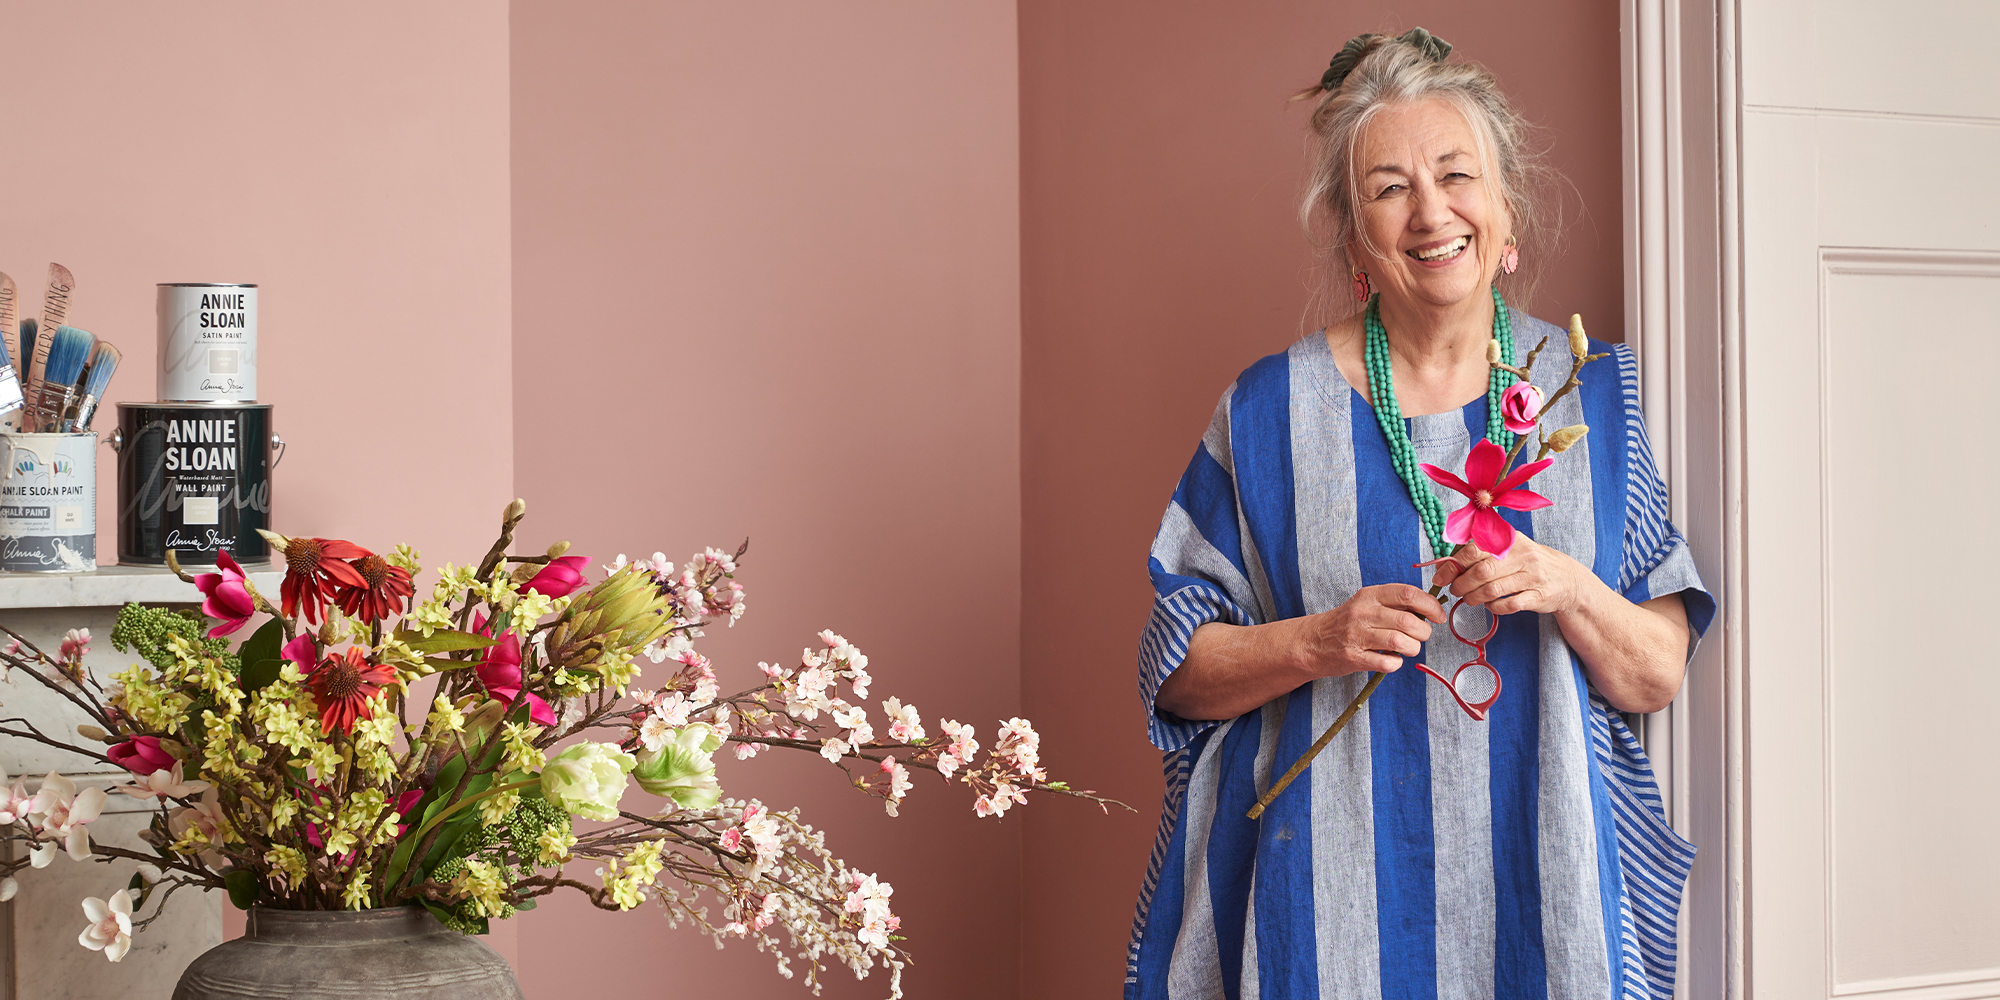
[[193, 550, 256, 637], [0, 775, 36, 824], [1419, 438, 1554, 560], [470, 613, 556, 727], [523, 555, 591, 598], [281, 634, 318, 668], [1499, 382, 1545, 435], [116, 761, 211, 801], [106, 736, 175, 777]]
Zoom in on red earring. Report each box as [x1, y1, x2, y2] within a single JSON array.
[[1501, 240, 1520, 275], [1352, 271, 1371, 302]]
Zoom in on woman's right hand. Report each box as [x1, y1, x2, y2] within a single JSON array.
[[1159, 584, 1445, 722], [1306, 584, 1445, 678]]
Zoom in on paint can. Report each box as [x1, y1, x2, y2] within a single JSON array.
[[0, 432, 98, 573], [112, 403, 280, 566], [158, 283, 258, 402]]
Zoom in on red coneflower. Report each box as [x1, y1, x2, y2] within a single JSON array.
[[303, 646, 397, 735], [279, 537, 371, 625], [333, 554, 414, 623]]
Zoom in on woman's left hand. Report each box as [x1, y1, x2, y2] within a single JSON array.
[[1429, 535, 1592, 615]]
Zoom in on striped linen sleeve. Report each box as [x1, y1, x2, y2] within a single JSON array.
[[1138, 389, 1264, 752], [1610, 345, 1717, 641]]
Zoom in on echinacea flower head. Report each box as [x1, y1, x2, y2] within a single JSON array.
[[276, 536, 371, 625], [1498, 382, 1545, 436], [193, 550, 256, 637], [303, 646, 397, 735], [332, 554, 414, 624], [524, 555, 592, 598], [1419, 438, 1554, 560]]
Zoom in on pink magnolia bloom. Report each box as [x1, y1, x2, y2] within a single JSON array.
[[470, 613, 556, 727], [1419, 438, 1554, 560], [117, 762, 211, 801], [281, 634, 318, 668], [0, 775, 36, 824], [523, 555, 592, 598], [1499, 382, 1545, 435], [193, 550, 256, 637], [106, 736, 175, 777]]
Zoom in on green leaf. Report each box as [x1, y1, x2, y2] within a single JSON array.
[[236, 619, 285, 670], [394, 630, 497, 655], [241, 659, 285, 695], [424, 655, 480, 672], [225, 869, 260, 910]]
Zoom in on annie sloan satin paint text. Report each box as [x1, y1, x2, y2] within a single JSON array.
[[116, 403, 273, 565], [158, 283, 257, 402], [0, 432, 97, 572]]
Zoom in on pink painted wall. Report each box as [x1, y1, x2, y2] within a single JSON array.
[[0, 2, 514, 570], [1017, 3, 1628, 995], [507, 2, 1022, 998]]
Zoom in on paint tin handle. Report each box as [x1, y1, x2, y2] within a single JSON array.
[[107, 428, 123, 452], [271, 432, 286, 468]]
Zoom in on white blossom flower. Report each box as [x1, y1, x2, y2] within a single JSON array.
[[78, 890, 133, 961], [819, 738, 849, 764], [31, 772, 107, 860], [880, 698, 924, 744], [116, 762, 212, 801]]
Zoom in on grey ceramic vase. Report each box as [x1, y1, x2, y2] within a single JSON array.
[[172, 906, 524, 1000]]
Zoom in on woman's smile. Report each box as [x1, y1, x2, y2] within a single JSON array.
[[1408, 234, 1471, 265]]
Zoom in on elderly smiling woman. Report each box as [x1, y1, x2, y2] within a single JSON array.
[[1125, 29, 1716, 1000]]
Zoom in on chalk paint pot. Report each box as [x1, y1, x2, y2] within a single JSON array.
[[113, 403, 279, 566], [0, 432, 98, 573], [158, 283, 258, 402]]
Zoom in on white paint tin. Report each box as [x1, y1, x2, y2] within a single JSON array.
[[158, 283, 257, 402], [0, 432, 97, 572]]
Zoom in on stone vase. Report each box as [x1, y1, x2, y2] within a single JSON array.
[[172, 906, 523, 1000]]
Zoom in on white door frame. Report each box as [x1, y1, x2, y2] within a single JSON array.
[[1621, 0, 1745, 996]]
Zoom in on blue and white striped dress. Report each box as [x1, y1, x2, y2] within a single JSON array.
[[1126, 312, 1716, 1000]]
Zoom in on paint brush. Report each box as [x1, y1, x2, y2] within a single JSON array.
[[0, 272, 16, 389], [29, 325, 93, 433], [27, 263, 75, 410], [65, 341, 119, 432], [15, 318, 32, 403]]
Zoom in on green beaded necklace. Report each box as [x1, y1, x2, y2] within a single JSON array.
[[1362, 286, 1518, 559]]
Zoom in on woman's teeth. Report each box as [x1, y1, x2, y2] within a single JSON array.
[[1410, 237, 1469, 262]]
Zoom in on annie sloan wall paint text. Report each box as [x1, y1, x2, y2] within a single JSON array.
[[116, 403, 273, 565], [158, 283, 258, 402]]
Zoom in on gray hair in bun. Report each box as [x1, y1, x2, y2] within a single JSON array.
[[1297, 31, 1555, 314]]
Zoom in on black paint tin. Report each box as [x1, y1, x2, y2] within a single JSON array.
[[114, 403, 279, 565]]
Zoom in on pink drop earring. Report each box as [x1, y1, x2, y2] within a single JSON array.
[[1500, 239, 1520, 275], [1352, 271, 1372, 302]]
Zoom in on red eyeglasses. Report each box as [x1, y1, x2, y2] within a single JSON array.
[[1411, 597, 1502, 721]]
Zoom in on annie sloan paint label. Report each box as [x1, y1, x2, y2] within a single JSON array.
[[0, 433, 97, 573], [158, 283, 258, 402], [116, 404, 272, 565]]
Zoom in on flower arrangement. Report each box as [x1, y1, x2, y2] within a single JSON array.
[[0, 501, 1114, 997]]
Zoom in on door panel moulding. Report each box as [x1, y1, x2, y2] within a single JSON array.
[[1622, 0, 1739, 997]]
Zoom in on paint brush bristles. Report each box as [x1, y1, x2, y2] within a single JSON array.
[[67, 342, 120, 431], [18, 318, 36, 401], [30, 325, 93, 433]]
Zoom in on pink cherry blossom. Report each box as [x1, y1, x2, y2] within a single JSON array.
[[193, 550, 257, 637], [1419, 438, 1555, 560], [1499, 382, 1545, 435], [880, 698, 924, 743], [59, 628, 90, 662]]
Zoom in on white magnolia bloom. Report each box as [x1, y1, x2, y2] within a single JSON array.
[[117, 762, 212, 801], [31, 772, 106, 860], [28, 842, 55, 868], [78, 890, 133, 961], [0, 877, 16, 901]]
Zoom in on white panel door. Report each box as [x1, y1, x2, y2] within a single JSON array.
[[1739, 2, 2000, 998]]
